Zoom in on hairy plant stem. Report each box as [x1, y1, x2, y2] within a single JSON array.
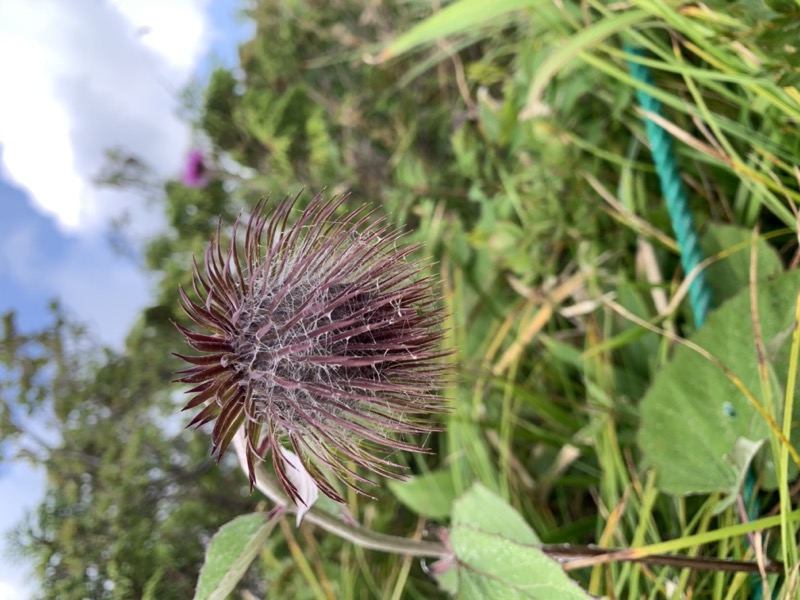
[[232, 429, 449, 558], [232, 430, 783, 575]]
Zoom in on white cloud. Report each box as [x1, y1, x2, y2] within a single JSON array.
[[111, 0, 210, 73], [0, 0, 213, 236], [0, 581, 26, 600]]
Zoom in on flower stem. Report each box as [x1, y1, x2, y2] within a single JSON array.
[[232, 430, 779, 575], [232, 429, 449, 558]]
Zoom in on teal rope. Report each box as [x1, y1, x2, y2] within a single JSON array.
[[624, 45, 711, 329], [624, 45, 767, 599]]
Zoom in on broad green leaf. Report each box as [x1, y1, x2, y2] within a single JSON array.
[[378, 0, 545, 61], [194, 513, 277, 600], [639, 270, 800, 499], [442, 484, 590, 599], [700, 224, 783, 306], [452, 528, 590, 600], [452, 482, 539, 543], [388, 470, 458, 518], [710, 437, 763, 514]]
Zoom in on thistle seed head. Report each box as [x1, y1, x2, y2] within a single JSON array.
[[175, 193, 450, 504]]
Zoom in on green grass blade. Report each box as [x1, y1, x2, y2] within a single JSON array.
[[377, 0, 544, 61]]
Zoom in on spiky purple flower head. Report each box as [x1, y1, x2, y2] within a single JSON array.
[[182, 149, 208, 187], [175, 193, 450, 504]]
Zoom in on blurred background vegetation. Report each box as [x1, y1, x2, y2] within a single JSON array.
[[3, 0, 800, 597]]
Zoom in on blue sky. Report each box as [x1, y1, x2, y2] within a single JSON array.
[[0, 1, 252, 597]]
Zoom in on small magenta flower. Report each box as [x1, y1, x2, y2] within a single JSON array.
[[175, 194, 450, 504], [182, 149, 209, 187]]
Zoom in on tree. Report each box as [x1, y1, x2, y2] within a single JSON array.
[[2, 304, 252, 599]]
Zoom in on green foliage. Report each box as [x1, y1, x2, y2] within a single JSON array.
[[201, 69, 240, 155], [378, 0, 546, 60], [0, 302, 89, 455], [1, 307, 251, 599]]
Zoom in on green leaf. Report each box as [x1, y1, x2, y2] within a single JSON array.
[[700, 224, 784, 306], [639, 270, 800, 498], [710, 437, 764, 513], [452, 482, 539, 543], [388, 470, 458, 518], [443, 484, 590, 599], [194, 513, 277, 600], [452, 528, 590, 599]]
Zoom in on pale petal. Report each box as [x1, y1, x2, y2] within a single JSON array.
[[279, 446, 319, 526]]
